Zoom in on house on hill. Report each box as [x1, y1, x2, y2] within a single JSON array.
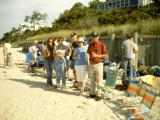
[[98, 0, 153, 10]]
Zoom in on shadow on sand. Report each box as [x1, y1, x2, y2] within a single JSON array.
[[115, 84, 128, 91], [0, 64, 5, 68], [103, 98, 132, 120], [9, 78, 78, 96]]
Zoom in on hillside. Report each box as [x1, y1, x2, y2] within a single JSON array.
[[0, 0, 160, 43]]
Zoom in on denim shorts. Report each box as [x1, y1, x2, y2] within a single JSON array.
[[70, 60, 75, 70]]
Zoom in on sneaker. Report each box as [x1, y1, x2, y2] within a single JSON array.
[[68, 78, 72, 81], [73, 82, 79, 88], [95, 96, 101, 101], [55, 84, 60, 89], [79, 92, 83, 96], [87, 94, 96, 98], [46, 83, 53, 88], [77, 91, 83, 96], [62, 85, 66, 90]]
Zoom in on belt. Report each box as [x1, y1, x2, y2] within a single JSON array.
[[91, 62, 103, 64]]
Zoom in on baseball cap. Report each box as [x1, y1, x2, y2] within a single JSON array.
[[92, 32, 99, 37]]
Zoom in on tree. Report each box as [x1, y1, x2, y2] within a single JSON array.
[[24, 15, 30, 23], [24, 11, 48, 31], [89, 0, 102, 9], [152, 0, 160, 6], [11, 27, 19, 35]]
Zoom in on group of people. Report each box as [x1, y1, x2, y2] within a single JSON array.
[[32, 32, 108, 101], [3, 31, 137, 101], [25, 40, 45, 72], [25, 32, 138, 101]]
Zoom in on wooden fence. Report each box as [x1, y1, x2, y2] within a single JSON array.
[[19, 33, 160, 66], [100, 33, 160, 66]]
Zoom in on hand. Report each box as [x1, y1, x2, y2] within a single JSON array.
[[76, 55, 80, 60], [92, 52, 99, 58]]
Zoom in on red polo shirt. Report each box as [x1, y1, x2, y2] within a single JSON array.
[[87, 40, 108, 63]]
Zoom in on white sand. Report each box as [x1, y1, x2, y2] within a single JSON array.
[[0, 47, 159, 120], [0, 47, 120, 120]]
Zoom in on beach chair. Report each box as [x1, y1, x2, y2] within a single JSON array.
[[124, 88, 157, 120], [107, 87, 158, 120], [115, 80, 141, 108], [103, 79, 140, 104], [127, 80, 141, 97], [98, 69, 125, 100]]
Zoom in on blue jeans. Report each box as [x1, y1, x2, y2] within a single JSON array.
[[123, 58, 132, 80], [54, 57, 67, 86], [44, 59, 54, 85]]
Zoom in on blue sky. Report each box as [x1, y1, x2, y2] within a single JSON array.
[[0, 0, 92, 38]]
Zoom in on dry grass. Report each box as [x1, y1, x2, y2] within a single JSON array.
[[26, 19, 160, 41]]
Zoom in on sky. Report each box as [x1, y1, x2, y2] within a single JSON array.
[[0, 0, 92, 38]]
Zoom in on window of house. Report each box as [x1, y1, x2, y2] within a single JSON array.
[[105, 3, 108, 10], [113, 2, 116, 8], [121, 0, 124, 7], [108, 2, 112, 9], [125, 0, 129, 6], [117, 1, 120, 7]]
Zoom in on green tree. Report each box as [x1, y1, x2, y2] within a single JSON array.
[[89, 0, 102, 9], [11, 27, 19, 35], [152, 0, 160, 6], [24, 11, 48, 31]]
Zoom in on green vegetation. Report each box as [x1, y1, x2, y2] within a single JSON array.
[[24, 11, 48, 31], [0, 0, 160, 43], [26, 19, 160, 41]]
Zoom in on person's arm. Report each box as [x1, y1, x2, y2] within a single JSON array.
[[133, 44, 138, 53], [98, 43, 108, 58], [86, 53, 90, 65], [121, 42, 124, 60], [122, 48, 124, 59], [44, 48, 50, 58], [72, 48, 79, 60]]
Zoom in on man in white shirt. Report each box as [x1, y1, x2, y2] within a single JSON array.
[[121, 33, 137, 81]]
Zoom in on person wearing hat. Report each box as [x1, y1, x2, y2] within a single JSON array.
[[87, 32, 108, 101], [73, 37, 89, 95]]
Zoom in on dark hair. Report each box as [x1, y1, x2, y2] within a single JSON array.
[[47, 38, 54, 49], [47, 38, 53, 42], [38, 40, 43, 44], [126, 33, 132, 39], [71, 32, 77, 37]]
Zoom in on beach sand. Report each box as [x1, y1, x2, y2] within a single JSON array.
[[0, 47, 159, 120]]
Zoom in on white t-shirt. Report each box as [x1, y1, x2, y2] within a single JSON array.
[[29, 46, 37, 59], [4, 43, 12, 52]]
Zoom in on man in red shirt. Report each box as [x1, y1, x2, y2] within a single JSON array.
[[87, 32, 108, 101]]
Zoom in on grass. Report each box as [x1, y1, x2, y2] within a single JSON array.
[[26, 19, 160, 41]]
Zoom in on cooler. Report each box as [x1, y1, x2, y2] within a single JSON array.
[[105, 65, 118, 88]]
